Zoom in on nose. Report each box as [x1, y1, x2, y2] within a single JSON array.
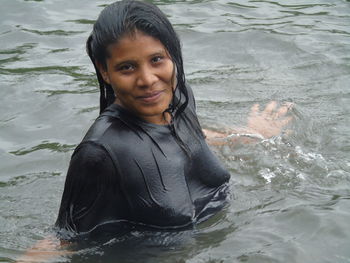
[[136, 65, 158, 88]]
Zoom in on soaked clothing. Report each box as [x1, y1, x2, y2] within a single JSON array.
[[56, 86, 230, 238]]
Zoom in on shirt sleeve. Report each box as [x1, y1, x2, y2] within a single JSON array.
[[55, 141, 127, 236]]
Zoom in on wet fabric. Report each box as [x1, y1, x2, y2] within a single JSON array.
[[55, 86, 230, 238]]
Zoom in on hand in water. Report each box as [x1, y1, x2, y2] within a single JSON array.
[[204, 101, 293, 145], [247, 101, 293, 138], [16, 237, 71, 263]]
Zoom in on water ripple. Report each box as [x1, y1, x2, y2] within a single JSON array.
[[49, 48, 70, 53], [0, 172, 61, 188], [0, 65, 82, 76], [65, 19, 96, 25], [9, 141, 76, 156], [249, 1, 334, 9], [36, 87, 98, 96], [0, 43, 36, 55], [21, 27, 85, 36], [227, 2, 257, 9]]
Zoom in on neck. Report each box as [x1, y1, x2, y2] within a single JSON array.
[[142, 111, 172, 125]]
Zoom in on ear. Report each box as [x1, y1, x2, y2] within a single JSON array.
[[95, 61, 110, 84]]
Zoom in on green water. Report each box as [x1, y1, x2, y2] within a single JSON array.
[[1, 0, 350, 262]]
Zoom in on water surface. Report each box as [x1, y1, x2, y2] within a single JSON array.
[[1, 0, 349, 262]]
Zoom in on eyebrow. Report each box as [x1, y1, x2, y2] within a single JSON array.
[[150, 50, 166, 56], [113, 49, 168, 67]]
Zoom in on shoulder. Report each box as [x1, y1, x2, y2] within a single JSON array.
[[82, 113, 120, 143], [175, 84, 205, 141], [69, 141, 114, 179], [66, 141, 118, 188], [72, 141, 110, 165], [82, 104, 145, 144], [185, 83, 196, 112]]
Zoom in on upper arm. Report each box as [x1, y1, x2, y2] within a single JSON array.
[[56, 142, 122, 235]]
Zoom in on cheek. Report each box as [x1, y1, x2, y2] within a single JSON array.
[[110, 76, 132, 94]]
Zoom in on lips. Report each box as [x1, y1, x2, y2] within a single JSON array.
[[136, 90, 164, 103]]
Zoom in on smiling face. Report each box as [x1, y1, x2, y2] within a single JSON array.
[[98, 30, 175, 125]]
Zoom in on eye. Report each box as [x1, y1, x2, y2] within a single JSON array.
[[117, 63, 135, 73], [151, 55, 163, 64]]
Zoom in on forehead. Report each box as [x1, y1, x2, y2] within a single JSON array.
[[106, 31, 168, 61]]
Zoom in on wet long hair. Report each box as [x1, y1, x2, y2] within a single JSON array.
[[86, 0, 188, 117]]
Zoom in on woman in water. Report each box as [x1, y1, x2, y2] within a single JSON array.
[[55, 0, 232, 237], [18, 0, 291, 260]]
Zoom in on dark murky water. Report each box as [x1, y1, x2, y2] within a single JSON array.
[[1, 0, 349, 262]]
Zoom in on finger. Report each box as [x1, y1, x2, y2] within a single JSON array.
[[250, 103, 260, 116], [283, 129, 293, 136], [263, 101, 277, 114], [283, 102, 294, 109], [276, 105, 289, 117]]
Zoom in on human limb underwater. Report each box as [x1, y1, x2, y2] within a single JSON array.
[[15, 236, 72, 263], [203, 101, 294, 146]]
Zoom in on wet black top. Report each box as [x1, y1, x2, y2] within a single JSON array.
[[55, 86, 230, 238]]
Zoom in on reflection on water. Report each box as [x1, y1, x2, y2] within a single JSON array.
[[0, 0, 349, 262]]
